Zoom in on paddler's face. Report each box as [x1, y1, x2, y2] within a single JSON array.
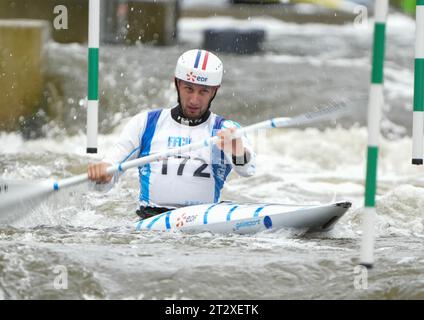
[[177, 80, 218, 119]]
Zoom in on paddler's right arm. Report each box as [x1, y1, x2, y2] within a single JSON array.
[[87, 112, 148, 187]]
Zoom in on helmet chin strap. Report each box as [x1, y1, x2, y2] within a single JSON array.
[[174, 78, 182, 107], [174, 78, 219, 115]]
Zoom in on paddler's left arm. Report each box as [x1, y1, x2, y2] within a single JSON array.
[[216, 121, 256, 177]]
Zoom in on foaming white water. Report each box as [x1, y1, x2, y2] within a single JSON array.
[[349, 185, 424, 237], [384, 65, 414, 101], [0, 129, 126, 157], [248, 126, 424, 180], [0, 132, 24, 154]]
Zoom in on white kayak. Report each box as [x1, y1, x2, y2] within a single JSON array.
[[135, 201, 351, 234]]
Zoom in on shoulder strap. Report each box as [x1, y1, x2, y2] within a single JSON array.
[[213, 115, 226, 134], [212, 114, 229, 165], [139, 109, 162, 158]]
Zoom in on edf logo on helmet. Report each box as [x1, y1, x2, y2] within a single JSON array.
[[175, 49, 223, 87], [186, 71, 208, 83]]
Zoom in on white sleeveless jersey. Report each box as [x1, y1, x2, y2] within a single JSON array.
[[104, 108, 256, 208]]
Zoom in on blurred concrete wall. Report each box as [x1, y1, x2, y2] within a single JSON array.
[[0, 20, 50, 131]]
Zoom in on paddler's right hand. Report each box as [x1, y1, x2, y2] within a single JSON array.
[[87, 162, 113, 183]]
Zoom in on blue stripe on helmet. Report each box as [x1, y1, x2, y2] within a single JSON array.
[[194, 50, 202, 69]]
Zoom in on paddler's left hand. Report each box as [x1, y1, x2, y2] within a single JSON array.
[[216, 128, 245, 157]]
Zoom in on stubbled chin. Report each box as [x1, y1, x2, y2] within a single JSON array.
[[181, 106, 203, 119], [186, 109, 200, 117]]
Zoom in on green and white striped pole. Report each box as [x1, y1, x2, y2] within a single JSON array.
[[360, 0, 388, 268], [87, 0, 100, 154], [412, 1, 424, 165]]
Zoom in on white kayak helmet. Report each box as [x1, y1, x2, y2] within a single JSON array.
[[174, 49, 223, 87]]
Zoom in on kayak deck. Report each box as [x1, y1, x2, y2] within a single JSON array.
[[135, 201, 352, 234]]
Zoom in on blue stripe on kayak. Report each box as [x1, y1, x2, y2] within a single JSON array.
[[226, 205, 239, 221], [253, 206, 267, 218], [135, 219, 144, 231], [194, 50, 202, 68], [203, 203, 219, 225], [53, 182, 59, 191], [147, 212, 167, 230], [165, 211, 171, 230]]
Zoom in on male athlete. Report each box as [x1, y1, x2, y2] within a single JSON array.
[[88, 49, 256, 219]]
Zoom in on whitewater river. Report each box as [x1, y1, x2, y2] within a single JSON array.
[[1, 13, 424, 299]]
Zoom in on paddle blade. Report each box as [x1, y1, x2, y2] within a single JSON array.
[[0, 180, 53, 224]]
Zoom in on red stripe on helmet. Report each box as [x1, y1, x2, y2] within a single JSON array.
[[202, 51, 209, 70]]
